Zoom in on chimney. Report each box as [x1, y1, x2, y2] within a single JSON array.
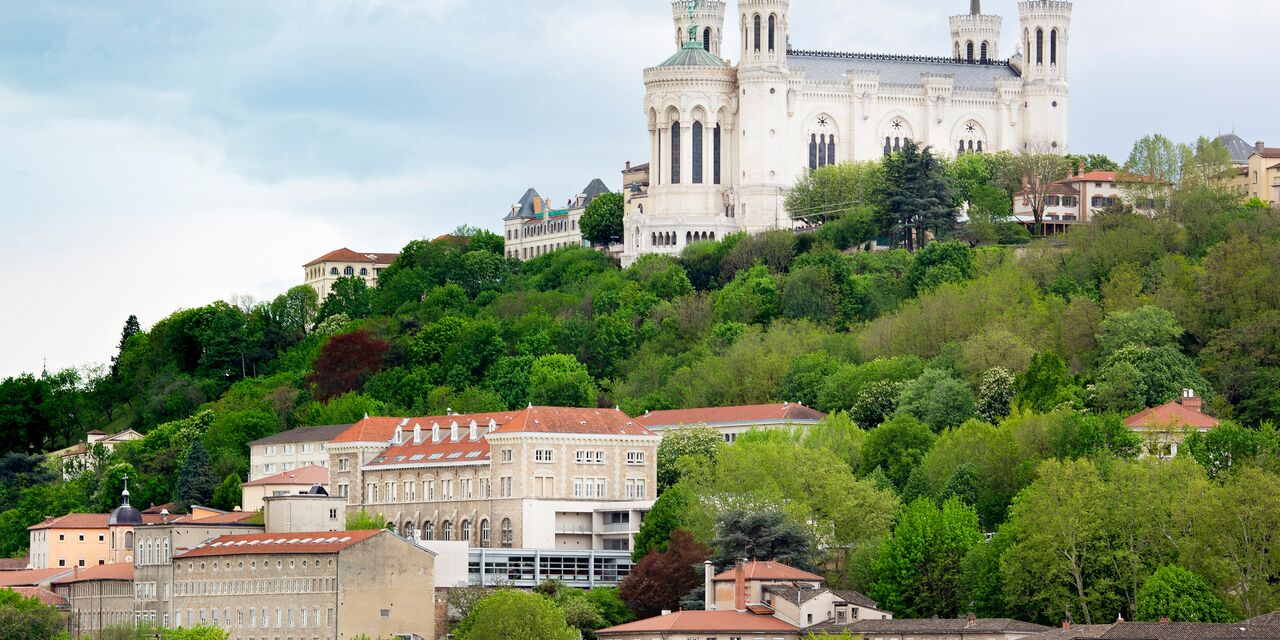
[[704, 561, 716, 610], [413, 424, 422, 445], [1258, 141, 1267, 156], [734, 559, 747, 612], [1179, 389, 1203, 413], [393, 426, 403, 444], [966, 612, 977, 628], [626, 161, 632, 170], [1062, 620, 1071, 630], [661, 610, 672, 616]]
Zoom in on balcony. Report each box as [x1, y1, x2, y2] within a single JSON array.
[[555, 526, 593, 535], [600, 522, 636, 534]]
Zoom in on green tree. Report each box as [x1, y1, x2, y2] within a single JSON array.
[[1121, 134, 1186, 216], [976, 368, 1015, 423], [714, 265, 780, 325], [345, 510, 387, 530], [454, 589, 577, 640], [0, 588, 71, 640], [861, 414, 936, 490], [710, 510, 818, 571], [1014, 353, 1070, 413], [871, 497, 983, 618], [880, 140, 956, 250], [896, 369, 976, 433], [175, 441, 218, 511], [527, 354, 596, 408], [906, 241, 974, 294], [210, 473, 242, 512], [656, 426, 722, 492], [1097, 306, 1184, 356], [580, 191, 625, 246], [1135, 564, 1231, 623], [585, 587, 635, 628], [786, 161, 886, 225], [316, 276, 373, 323], [632, 484, 693, 561]]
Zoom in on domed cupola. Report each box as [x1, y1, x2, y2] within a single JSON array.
[[108, 474, 143, 526]]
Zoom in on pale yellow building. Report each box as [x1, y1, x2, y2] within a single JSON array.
[[171, 529, 435, 640], [1244, 141, 1280, 206], [303, 248, 398, 301], [53, 429, 143, 478], [240, 464, 329, 512]]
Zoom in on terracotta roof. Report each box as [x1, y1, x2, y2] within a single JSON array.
[[249, 424, 351, 446], [0, 557, 30, 571], [813, 618, 1050, 635], [490, 407, 652, 437], [142, 502, 177, 514], [1124, 400, 1219, 430], [51, 563, 133, 584], [712, 561, 825, 583], [175, 530, 384, 558], [304, 248, 399, 268], [1256, 148, 1280, 159], [635, 403, 825, 429], [596, 610, 800, 635], [5, 587, 67, 607], [0, 568, 72, 587], [242, 465, 329, 487], [28, 512, 177, 530], [330, 417, 408, 444]]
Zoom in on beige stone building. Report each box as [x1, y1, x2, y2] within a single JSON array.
[[1012, 170, 1159, 234], [303, 248, 398, 301], [53, 429, 143, 478], [171, 529, 435, 640], [248, 424, 349, 481], [502, 179, 612, 260], [241, 465, 329, 512], [330, 406, 659, 552], [262, 493, 346, 534], [1243, 141, 1280, 205], [131, 515, 265, 627], [51, 563, 135, 639]]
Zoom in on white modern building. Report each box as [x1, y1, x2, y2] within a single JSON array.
[[624, 0, 1073, 265]]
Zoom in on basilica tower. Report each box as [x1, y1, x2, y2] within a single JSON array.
[[735, 0, 791, 232], [950, 0, 1001, 62], [1018, 0, 1071, 151], [672, 0, 726, 57]]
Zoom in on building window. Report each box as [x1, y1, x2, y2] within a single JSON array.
[[713, 124, 722, 185], [753, 14, 761, 52], [767, 14, 776, 51], [461, 520, 473, 542], [809, 134, 818, 170], [980, 41, 989, 63], [343, 266, 354, 276], [501, 519, 513, 547], [329, 267, 339, 276], [500, 449, 513, 463], [966, 41, 974, 63], [422, 521, 434, 541], [441, 520, 453, 541], [359, 267, 368, 276], [626, 479, 647, 499], [692, 121, 704, 184], [1050, 29, 1058, 65], [534, 449, 554, 463], [499, 477, 513, 497], [480, 519, 491, 548], [670, 121, 681, 185], [626, 451, 645, 465], [1036, 28, 1044, 65], [575, 450, 605, 464]]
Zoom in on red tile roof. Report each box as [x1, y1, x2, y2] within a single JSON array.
[[634, 403, 825, 429], [330, 417, 408, 444], [303, 248, 398, 268], [242, 465, 329, 487], [712, 561, 825, 583], [0, 568, 72, 587], [1257, 148, 1280, 159], [597, 610, 799, 636], [28, 512, 177, 530], [492, 407, 652, 436], [5, 587, 67, 607], [51, 563, 133, 584], [1125, 400, 1219, 430], [0, 557, 30, 571], [174, 530, 384, 558]]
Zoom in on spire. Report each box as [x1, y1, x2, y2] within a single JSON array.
[[121, 474, 131, 507], [971, 0, 981, 15]]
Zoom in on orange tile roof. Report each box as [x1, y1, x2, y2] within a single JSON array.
[[303, 248, 398, 268], [28, 512, 178, 531], [51, 563, 133, 584], [1125, 400, 1219, 430], [330, 417, 408, 444], [0, 558, 29, 571], [634, 403, 825, 428], [491, 407, 652, 436], [5, 587, 67, 607], [597, 610, 799, 635], [712, 561, 825, 583], [1063, 170, 1123, 183], [242, 465, 329, 487], [174, 530, 384, 559], [0, 568, 73, 587]]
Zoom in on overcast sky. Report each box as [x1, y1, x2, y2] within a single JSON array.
[[0, 0, 1275, 379]]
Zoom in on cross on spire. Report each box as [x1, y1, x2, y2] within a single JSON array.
[[121, 474, 131, 506]]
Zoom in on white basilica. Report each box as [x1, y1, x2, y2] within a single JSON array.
[[622, 0, 1072, 266]]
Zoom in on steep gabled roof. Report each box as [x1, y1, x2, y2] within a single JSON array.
[[579, 178, 612, 208], [242, 465, 329, 487], [597, 610, 799, 635], [635, 403, 825, 429], [712, 561, 825, 583], [1215, 134, 1254, 165], [507, 188, 543, 220]]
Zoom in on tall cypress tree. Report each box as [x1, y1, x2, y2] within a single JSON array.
[[175, 441, 218, 511]]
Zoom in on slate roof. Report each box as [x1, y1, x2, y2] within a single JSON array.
[[1216, 134, 1255, 165], [249, 424, 351, 447], [812, 618, 1050, 635], [655, 44, 729, 69], [507, 188, 544, 220], [636, 403, 825, 429], [580, 178, 612, 208], [175, 530, 384, 558], [597, 610, 799, 636], [242, 465, 329, 487], [712, 561, 825, 583], [788, 50, 1020, 89]]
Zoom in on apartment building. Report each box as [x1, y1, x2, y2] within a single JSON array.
[[53, 429, 143, 478], [170, 530, 435, 640], [330, 406, 659, 552], [634, 402, 826, 444], [248, 424, 349, 481], [502, 179, 612, 260]]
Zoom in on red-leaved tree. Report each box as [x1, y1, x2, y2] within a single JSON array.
[[618, 529, 710, 618], [307, 329, 390, 401]]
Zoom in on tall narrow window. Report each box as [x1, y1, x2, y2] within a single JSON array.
[[768, 15, 776, 51], [1050, 29, 1058, 64], [692, 121, 704, 184], [1036, 29, 1044, 64], [713, 124, 722, 185], [827, 136, 836, 166], [753, 15, 761, 52], [980, 42, 989, 63], [966, 41, 974, 63], [809, 134, 818, 170], [818, 135, 827, 168], [670, 122, 681, 184], [703, 27, 711, 52], [884, 137, 892, 157]]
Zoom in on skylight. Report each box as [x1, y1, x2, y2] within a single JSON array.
[[428, 453, 443, 460], [409, 454, 425, 461], [447, 452, 462, 459]]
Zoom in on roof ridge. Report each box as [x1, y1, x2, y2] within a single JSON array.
[[788, 48, 1012, 67]]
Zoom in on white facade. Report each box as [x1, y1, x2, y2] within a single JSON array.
[[503, 179, 612, 260], [624, 0, 1072, 266]]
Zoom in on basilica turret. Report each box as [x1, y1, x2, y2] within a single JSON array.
[[672, 0, 726, 57], [738, 0, 789, 69], [1018, 0, 1072, 151], [950, 0, 1001, 63]]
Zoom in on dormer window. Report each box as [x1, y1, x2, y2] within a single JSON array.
[[432, 424, 441, 443]]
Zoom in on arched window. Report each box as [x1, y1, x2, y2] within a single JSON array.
[[670, 122, 681, 185], [421, 521, 434, 541], [894, 137, 902, 153], [441, 520, 453, 541], [713, 124, 722, 185], [343, 266, 354, 276], [821, 135, 831, 168], [480, 520, 491, 548], [768, 15, 776, 52], [827, 135, 837, 166], [809, 134, 818, 170], [461, 520, 472, 543], [884, 137, 892, 157], [980, 41, 989, 63], [692, 121, 704, 184], [500, 518, 513, 548], [686, 231, 693, 244], [753, 15, 761, 52], [329, 267, 339, 276], [125, 531, 133, 551], [359, 267, 368, 276], [403, 521, 415, 538], [966, 41, 974, 63], [710, 232, 716, 240], [651, 232, 657, 247], [703, 27, 711, 52], [163, 540, 169, 564], [1036, 28, 1044, 65], [1050, 29, 1058, 65]]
